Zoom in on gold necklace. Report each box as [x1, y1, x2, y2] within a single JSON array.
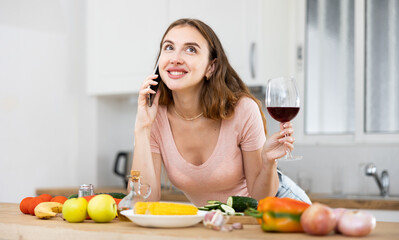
[[174, 108, 203, 121]]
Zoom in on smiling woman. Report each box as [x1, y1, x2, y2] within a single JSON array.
[[131, 18, 308, 207]]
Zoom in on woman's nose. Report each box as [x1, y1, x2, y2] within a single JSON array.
[[169, 52, 184, 65]]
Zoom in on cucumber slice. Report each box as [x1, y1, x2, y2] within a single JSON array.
[[232, 212, 245, 216], [227, 196, 258, 212], [220, 204, 235, 215], [197, 207, 210, 211], [207, 200, 222, 205], [204, 204, 220, 210]]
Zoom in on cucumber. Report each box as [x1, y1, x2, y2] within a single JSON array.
[[197, 207, 210, 211], [99, 192, 126, 199], [204, 204, 221, 210], [68, 194, 78, 199], [227, 196, 258, 212], [207, 200, 222, 205], [232, 212, 245, 216], [220, 204, 235, 215], [67, 192, 126, 200]]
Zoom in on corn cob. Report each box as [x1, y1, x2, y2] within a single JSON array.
[[134, 202, 198, 215], [134, 202, 153, 214]]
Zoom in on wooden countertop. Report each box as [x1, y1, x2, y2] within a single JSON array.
[[1, 203, 398, 240], [36, 187, 399, 210], [309, 194, 399, 210]]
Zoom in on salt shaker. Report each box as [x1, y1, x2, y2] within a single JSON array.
[[78, 184, 94, 197]]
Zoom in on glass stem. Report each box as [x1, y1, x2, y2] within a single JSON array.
[[284, 133, 291, 159]]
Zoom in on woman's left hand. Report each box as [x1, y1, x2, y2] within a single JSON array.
[[262, 122, 295, 163]]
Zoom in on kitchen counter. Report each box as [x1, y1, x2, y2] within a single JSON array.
[[36, 187, 399, 210], [310, 194, 399, 210], [1, 203, 398, 240]]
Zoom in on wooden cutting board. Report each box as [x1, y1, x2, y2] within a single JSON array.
[[227, 215, 258, 225]]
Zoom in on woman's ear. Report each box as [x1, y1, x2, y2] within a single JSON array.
[[205, 58, 217, 80]]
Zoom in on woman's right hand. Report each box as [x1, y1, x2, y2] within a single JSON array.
[[135, 74, 161, 130]]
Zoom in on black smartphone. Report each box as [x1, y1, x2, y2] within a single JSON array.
[[147, 62, 162, 107]]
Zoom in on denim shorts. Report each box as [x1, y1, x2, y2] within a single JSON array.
[[275, 170, 312, 204]]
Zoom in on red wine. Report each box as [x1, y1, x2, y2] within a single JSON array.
[[267, 107, 300, 122]]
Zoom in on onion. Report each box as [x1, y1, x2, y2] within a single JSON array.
[[300, 203, 337, 235], [333, 208, 347, 233], [337, 210, 376, 237]]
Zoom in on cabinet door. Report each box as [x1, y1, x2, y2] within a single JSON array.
[[167, 0, 263, 86], [87, 0, 168, 95]]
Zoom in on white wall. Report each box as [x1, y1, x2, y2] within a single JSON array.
[[0, 0, 96, 203]]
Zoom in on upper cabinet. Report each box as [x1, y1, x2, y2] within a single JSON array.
[[167, 0, 264, 87], [87, 0, 264, 95], [86, 0, 168, 95]]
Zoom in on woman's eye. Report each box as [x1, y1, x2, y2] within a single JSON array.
[[186, 46, 196, 53], [164, 45, 173, 51]]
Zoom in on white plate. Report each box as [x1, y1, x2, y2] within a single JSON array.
[[120, 210, 207, 228]]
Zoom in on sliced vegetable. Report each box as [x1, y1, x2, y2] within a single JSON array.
[[227, 196, 258, 212], [204, 204, 221, 210], [220, 204, 235, 215], [207, 200, 222, 205], [198, 207, 210, 211]]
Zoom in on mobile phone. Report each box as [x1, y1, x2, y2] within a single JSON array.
[[147, 62, 162, 107]]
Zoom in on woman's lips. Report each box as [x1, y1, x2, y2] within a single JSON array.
[[166, 68, 187, 79]]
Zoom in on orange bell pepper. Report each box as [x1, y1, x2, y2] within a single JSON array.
[[247, 197, 310, 232]]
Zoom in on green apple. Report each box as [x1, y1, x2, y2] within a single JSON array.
[[87, 194, 117, 223], [62, 198, 88, 223]]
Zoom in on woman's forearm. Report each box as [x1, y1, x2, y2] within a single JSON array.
[[131, 127, 161, 201], [250, 160, 279, 200]]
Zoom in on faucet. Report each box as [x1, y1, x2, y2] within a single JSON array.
[[365, 163, 389, 197]]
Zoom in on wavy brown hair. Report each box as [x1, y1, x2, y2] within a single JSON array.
[[156, 18, 267, 136]]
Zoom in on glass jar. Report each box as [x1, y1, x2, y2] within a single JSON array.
[[117, 170, 151, 221], [78, 184, 94, 197]]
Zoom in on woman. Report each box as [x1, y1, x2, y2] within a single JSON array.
[[132, 18, 302, 207]]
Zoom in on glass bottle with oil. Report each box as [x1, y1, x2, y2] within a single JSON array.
[[117, 170, 151, 221]]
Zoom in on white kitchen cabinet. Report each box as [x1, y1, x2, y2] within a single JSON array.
[[167, 0, 264, 86], [86, 0, 168, 95], [87, 0, 265, 95]]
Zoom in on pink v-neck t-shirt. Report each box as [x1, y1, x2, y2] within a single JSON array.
[[150, 97, 266, 206]]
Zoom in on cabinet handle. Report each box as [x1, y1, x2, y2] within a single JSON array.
[[250, 42, 256, 79]]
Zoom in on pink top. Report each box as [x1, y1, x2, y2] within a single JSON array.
[[150, 97, 266, 206]]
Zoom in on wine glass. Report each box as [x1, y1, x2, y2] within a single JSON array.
[[266, 76, 302, 161]]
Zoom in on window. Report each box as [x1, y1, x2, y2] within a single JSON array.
[[365, 0, 399, 133], [300, 0, 399, 143], [305, 0, 355, 135]]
